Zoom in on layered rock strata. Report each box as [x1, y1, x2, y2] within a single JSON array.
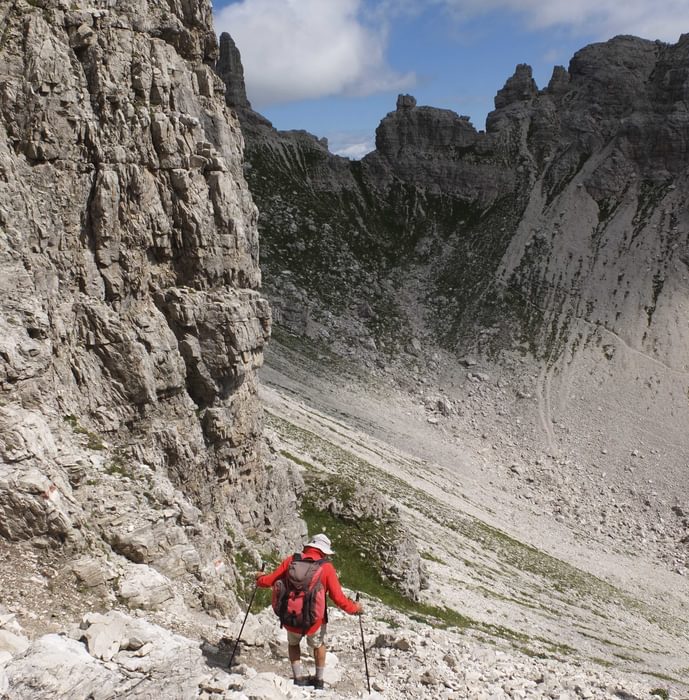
[[0, 0, 300, 615]]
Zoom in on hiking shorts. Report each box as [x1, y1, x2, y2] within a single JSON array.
[[286, 624, 327, 649]]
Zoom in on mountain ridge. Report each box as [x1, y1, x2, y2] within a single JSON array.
[[218, 27, 689, 573]]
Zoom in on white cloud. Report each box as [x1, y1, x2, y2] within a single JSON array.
[[213, 0, 687, 113], [215, 0, 415, 108], [437, 0, 688, 42], [327, 131, 376, 160]]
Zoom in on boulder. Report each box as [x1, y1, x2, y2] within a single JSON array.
[[0, 629, 29, 656], [5, 634, 121, 700], [117, 564, 174, 610], [80, 611, 130, 662]]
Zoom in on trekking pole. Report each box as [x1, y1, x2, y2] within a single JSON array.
[[356, 592, 371, 693], [229, 561, 265, 668]]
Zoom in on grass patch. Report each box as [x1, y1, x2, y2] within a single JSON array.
[[376, 616, 401, 629], [300, 470, 471, 630], [233, 547, 281, 611], [105, 461, 127, 477], [420, 551, 445, 564], [643, 670, 682, 683], [64, 414, 105, 451], [298, 471, 543, 644], [280, 450, 317, 471]]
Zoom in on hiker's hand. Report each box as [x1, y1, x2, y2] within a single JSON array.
[[255, 571, 265, 582], [354, 602, 364, 615]]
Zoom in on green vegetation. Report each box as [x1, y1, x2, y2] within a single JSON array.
[[544, 148, 590, 206], [300, 485, 472, 631], [646, 270, 665, 326], [279, 450, 317, 470], [632, 180, 672, 242], [650, 689, 669, 700], [233, 546, 280, 611], [431, 193, 529, 355], [596, 196, 621, 227], [420, 551, 445, 564], [105, 460, 127, 477], [516, 637, 574, 659], [612, 651, 642, 662], [63, 414, 105, 451]]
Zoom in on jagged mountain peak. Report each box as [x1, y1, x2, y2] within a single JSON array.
[[216, 31, 252, 110]]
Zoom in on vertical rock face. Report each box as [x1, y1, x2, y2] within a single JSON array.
[[0, 0, 297, 611], [216, 32, 251, 110], [493, 63, 538, 109]]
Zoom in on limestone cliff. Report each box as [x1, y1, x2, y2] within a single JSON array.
[[0, 0, 301, 616]]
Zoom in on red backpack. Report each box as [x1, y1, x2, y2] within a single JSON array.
[[272, 553, 327, 632]]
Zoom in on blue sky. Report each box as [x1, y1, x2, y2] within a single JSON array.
[[214, 0, 689, 158]]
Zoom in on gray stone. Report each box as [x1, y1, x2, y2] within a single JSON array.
[[5, 634, 121, 699], [240, 672, 294, 699], [117, 565, 174, 610], [71, 558, 116, 589], [80, 612, 129, 662], [0, 630, 29, 656]]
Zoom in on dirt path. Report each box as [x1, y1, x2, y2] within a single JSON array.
[[536, 364, 558, 457]]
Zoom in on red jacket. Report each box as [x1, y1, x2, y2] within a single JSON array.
[[257, 547, 358, 635]]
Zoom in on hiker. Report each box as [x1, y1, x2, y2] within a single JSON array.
[[256, 533, 363, 689]]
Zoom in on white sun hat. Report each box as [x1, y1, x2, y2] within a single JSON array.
[[306, 533, 334, 555]]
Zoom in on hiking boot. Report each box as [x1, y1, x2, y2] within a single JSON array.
[[311, 677, 325, 690], [293, 677, 313, 687]]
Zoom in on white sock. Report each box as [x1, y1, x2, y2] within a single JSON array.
[[291, 661, 305, 679], [315, 666, 324, 681]]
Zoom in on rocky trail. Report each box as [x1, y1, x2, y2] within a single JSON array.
[[3, 597, 669, 699], [3, 335, 688, 699], [256, 336, 689, 698]]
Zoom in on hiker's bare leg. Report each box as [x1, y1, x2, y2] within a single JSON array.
[[288, 640, 305, 680], [314, 643, 326, 680]]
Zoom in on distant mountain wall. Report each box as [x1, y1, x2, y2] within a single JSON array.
[[218, 32, 689, 474]]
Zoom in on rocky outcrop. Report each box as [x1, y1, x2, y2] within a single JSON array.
[[0, 0, 303, 618], [493, 63, 538, 109], [216, 32, 251, 111], [4, 610, 210, 698], [0, 602, 663, 699]]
